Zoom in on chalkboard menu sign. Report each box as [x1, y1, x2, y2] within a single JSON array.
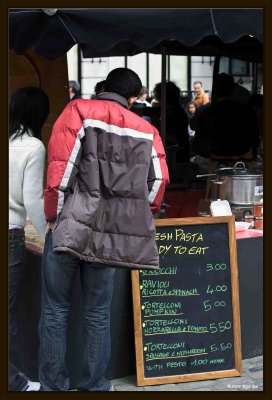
[[131, 216, 242, 386]]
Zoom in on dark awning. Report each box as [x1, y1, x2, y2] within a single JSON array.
[[9, 8, 263, 62]]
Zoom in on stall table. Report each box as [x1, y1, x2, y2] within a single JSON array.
[[14, 222, 263, 384]]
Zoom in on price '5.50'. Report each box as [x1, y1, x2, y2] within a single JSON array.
[[209, 320, 232, 333]]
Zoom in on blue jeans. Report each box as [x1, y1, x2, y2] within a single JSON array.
[[8, 229, 28, 391], [39, 231, 116, 391]]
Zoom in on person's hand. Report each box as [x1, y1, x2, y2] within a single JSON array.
[[45, 222, 55, 234]]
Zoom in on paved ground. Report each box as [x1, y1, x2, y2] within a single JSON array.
[[111, 356, 263, 391]]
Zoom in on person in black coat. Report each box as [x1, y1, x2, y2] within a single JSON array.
[[152, 81, 190, 162], [192, 73, 259, 161]]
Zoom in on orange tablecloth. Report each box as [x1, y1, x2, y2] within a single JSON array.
[[236, 229, 263, 240]]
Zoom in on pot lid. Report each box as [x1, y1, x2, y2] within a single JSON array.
[[214, 161, 262, 176]]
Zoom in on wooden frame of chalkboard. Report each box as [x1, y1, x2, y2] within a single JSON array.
[[131, 216, 242, 386]]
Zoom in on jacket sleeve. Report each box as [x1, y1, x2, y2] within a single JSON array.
[[44, 101, 85, 222], [23, 141, 47, 240], [147, 128, 170, 214]]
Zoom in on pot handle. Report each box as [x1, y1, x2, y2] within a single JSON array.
[[211, 178, 226, 184], [196, 173, 217, 178], [234, 161, 246, 171]]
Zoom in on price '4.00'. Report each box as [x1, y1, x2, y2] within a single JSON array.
[[206, 284, 228, 294]]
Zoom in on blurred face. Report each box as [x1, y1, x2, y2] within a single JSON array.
[[188, 103, 196, 114], [138, 93, 148, 101], [69, 87, 74, 99], [128, 96, 138, 109], [194, 83, 202, 94]]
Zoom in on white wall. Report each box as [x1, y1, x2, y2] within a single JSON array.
[[67, 51, 216, 100], [190, 56, 214, 98], [67, 45, 78, 81], [169, 56, 188, 92]]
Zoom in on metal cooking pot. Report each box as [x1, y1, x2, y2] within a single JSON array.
[[197, 162, 263, 205]]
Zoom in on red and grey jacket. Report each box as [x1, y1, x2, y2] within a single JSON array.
[[45, 92, 169, 269]]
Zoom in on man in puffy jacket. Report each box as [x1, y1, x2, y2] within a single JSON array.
[[39, 68, 169, 391]]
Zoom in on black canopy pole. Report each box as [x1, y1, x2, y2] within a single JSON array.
[[211, 55, 221, 104], [161, 47, 167, 146], [252, 62, 258, 93], [146, 53, 149, 89]]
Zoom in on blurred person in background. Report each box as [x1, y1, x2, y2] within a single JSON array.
[[249, 93, 263, 159], [131, 86, 152, 121], [193, 81, 210, 107], [192, 73, 259, 164], [153, 81, 190, 162], [185, 100, 198, 139], [69, 80, 81, 101], [231, 78, 251, 104], [91, 80, 106, 98]]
